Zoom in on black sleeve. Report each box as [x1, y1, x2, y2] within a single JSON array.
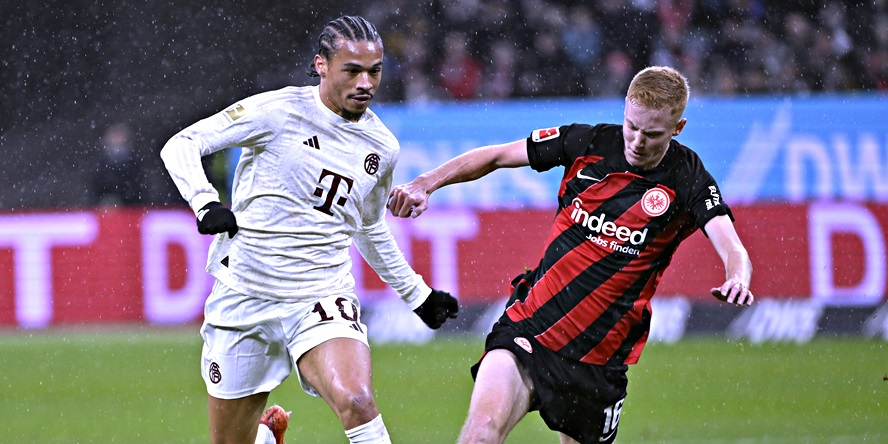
[[526, 123, 600, 172], [683, 153, 733, 232]]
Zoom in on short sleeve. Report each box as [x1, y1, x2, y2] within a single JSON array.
[[683, 158, 733, 232], [526, 124, 600, 172]]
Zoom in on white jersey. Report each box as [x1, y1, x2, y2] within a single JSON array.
[[160, 85, 430, 307]]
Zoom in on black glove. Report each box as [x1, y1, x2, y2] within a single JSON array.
[[413, 289, 458, 329], [196, 202, 238, 238]]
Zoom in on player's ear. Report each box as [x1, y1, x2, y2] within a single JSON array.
[[672, 118, 687, 136], [314, 54, 327, 78]]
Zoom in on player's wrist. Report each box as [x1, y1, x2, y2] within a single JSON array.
[[405, 282, 433, 311], [191, 193, 221, 216], [413, 174, 438, 196]]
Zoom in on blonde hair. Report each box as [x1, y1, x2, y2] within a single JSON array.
[[626, 66, 690, 120]]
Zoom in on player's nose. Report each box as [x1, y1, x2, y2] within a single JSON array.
[[356, 72, 373, 90]]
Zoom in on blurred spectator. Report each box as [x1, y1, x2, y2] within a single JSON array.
[[92, 123, 143, 207], [473, 0, 517, 63], [514, 3, 586, 97], [516, 28, 585, 97], [650, 21, 704, 93], [595, 0, 657, 74], [741, 65, 771, 95], [481, 39, 519, 99], [658, 0, 695, 37], [708, 57, 741, 96], [363, 0, 423, 103], [710, 12, 757, 76], [437, 30, 484, 100], [561, 5, 601, 74], [403, 36, 440, 104], [783, 11, 819, 91], [591, 50, 635, 97], [817, 1, 872, 91], [866, 13, 888, 91]]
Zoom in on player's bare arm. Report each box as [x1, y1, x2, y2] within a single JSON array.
[[388, 139, 529, 218], [704, 214, 754, 306]]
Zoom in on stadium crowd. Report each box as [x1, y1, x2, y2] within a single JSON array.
[[362, 0, 888, 103], [5, 0, 888, 210]]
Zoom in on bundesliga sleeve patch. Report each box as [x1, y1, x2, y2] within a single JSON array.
[[214, 103, 247, 126], [531, 127, 560, 142]]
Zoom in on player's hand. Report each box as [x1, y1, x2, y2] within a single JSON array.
[[413, 289, 459, 329], [196, 202, 238, 238], [711, 279, 753, 306], [388, 179, 430, 218]]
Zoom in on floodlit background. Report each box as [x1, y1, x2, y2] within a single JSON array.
[[2, 1, 887, 442]]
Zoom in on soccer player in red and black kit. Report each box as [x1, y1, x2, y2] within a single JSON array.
[[388, 66, 754, 444]]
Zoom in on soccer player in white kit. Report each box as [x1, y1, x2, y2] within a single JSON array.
[[160, 16, 458, 444]]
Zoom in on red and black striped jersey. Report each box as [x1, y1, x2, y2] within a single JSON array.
[[502, 123, 731, 366]]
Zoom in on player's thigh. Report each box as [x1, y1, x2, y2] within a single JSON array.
[[298, 336, 373, 392], [559, 432, 580, 444], [207, 392, 269, 444], [469, 349, 534, 430], [286, 293, 370, 396]]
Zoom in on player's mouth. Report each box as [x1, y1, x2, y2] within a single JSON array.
[[625, 147, 648, 166], [350, 92, 373, 106]]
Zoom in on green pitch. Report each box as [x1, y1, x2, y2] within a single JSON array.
[[0, 327, 885, 443]]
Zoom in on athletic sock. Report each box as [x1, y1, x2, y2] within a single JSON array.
[[254, 423, 276, 444], [344, 414, 391, 444]]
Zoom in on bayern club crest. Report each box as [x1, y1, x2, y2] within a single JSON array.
[[364, 153, 380, 175], [641, 188, 670, 217]]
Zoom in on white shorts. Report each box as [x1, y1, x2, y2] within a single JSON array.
[[200, 280, 369, 399]]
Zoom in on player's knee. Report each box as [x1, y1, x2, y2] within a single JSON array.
[[332, 386, 379, 425], [459, 412, 506, 443]]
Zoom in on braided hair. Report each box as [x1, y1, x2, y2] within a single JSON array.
[[308, 16, 382, 77]]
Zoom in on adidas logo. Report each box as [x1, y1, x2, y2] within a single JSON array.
[[302, 135, 320, 149]]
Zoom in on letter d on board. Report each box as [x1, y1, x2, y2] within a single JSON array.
[[809, 203, 886, 306], [142, 211, 212, 323]]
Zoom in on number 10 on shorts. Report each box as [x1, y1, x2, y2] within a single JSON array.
[[311, 297, 363, 333]]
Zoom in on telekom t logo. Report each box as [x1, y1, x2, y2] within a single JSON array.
[[313, 168, 355, 215]]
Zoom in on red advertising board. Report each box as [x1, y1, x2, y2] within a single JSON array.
[[0, 203, 885, 327]]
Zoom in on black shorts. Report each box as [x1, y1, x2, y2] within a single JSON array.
[[471, 322, 629, 444]]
